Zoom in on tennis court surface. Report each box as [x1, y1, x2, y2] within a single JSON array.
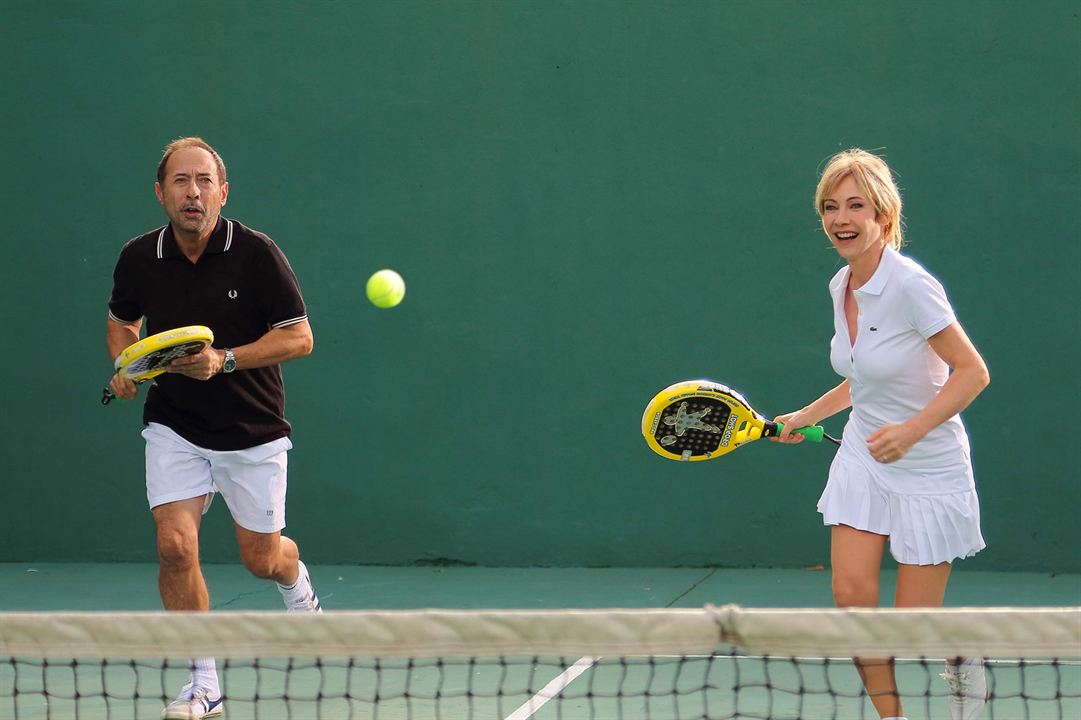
[[2, 564, 1078, 719]]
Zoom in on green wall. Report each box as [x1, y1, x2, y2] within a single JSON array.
[[3, 1, 1078, 572]]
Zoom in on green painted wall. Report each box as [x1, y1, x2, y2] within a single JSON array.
[[2, 1, 1078, 571]]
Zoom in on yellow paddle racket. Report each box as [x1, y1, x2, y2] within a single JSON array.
[[102, 325, 215, 405], [642, 379, 840, 461]]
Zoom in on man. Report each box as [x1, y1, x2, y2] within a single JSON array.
[[107, 137, 319, 720]]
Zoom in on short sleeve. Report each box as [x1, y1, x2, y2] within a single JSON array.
[[901, 272, 956, 339], [107, 246, 143, 323], [256, 241, 307, 328]]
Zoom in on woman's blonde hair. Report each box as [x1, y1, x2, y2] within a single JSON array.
[[815, 148, 905, 249]]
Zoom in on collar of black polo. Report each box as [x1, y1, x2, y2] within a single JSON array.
[[155, 217, 234, 260]]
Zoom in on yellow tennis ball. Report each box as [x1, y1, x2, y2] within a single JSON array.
[[366, 269, 406, 308]]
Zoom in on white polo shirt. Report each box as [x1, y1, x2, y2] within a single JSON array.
[[828, 247, 972, 489]]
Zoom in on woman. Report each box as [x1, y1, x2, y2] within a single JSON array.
[[773, 149, 990, 720]]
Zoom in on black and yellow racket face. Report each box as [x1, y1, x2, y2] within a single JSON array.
[[641, 380, 768, 461], [114, 326, 214, 381]]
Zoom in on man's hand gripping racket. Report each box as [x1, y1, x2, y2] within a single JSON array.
[[642, 380, 840, 461], [102, 326, 215, 405]]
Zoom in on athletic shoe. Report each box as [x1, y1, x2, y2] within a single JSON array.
[[161, 682, 223, 719], [280, 559, 322, 613], [941, 657, 987, 720]]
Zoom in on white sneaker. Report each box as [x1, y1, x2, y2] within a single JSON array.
[[161, 682, 223, 719], [941, 657, 987, 720], [279, 559, 322, 613]]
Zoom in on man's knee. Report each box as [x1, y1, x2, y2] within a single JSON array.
[[156, 526, 199, 570], [152, 497, 206, 570]]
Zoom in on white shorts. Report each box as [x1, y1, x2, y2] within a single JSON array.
[[142, 422, 292, 533], [818, 449, 986, 566]]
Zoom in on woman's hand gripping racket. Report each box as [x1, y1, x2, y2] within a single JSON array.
[[102, 326, 215, 405], [641, 379, 840, 461]]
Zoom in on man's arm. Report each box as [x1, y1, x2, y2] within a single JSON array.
[[167, 320, 314, 380], [225, 320, 314, 370], [106, 317, 143, 400]]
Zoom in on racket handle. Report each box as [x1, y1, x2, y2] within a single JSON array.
[[775, 422, 825, 442]]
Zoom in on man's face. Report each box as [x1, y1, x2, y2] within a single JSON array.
[[155, 147, 228, 238]]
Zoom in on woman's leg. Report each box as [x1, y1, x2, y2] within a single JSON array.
[[831, 524, 903, 719]]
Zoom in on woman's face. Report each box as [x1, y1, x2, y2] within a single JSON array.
[[820, 174, 887, 264]]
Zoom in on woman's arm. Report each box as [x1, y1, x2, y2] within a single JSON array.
[[866, 322, 989, 463], [773, 380, 852, 443]]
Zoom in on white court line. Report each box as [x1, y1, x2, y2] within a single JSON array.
[[504, 655, 598, 720]]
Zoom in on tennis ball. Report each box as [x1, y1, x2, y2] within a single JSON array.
[[366, 269, 406, 308]]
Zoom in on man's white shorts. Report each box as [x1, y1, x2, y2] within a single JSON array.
[[142, 422, 292, 533]]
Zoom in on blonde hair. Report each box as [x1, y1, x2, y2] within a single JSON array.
[[156, 137, 227, 186], [815, 148, 905, 249]]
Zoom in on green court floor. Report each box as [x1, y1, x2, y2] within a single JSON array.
[[2, 565, 1078, 720], [1, 563, 1078, 611]]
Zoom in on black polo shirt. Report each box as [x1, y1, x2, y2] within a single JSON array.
[[108, 217, 307, 451]]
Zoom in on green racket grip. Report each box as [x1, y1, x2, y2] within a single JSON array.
[[775, 422, 825, 442]]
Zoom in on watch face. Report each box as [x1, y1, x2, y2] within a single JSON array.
[[223, 351, 236, 373]]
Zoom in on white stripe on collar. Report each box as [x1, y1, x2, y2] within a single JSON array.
[[156, 220, 232, 258]]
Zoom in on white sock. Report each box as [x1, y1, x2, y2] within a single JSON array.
[[190, 657, 220, 696], [277, 561, 308, 597], [881, 716, 908, 720]]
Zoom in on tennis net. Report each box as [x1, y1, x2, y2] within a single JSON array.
[[2, 605, 1078, 719]]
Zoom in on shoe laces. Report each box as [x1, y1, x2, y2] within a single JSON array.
[[173, 682, 218, 703], [173, 681, 196, 701]]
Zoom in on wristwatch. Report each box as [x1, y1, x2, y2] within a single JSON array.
[[221, 348, 237, 374]]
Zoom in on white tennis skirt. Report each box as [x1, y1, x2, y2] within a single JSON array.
[[818, 449, 986, 566]]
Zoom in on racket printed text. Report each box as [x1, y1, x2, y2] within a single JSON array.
[[720, 411, 740, 448]]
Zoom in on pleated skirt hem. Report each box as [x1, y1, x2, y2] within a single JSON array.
[[818, 451, 986, 566]]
